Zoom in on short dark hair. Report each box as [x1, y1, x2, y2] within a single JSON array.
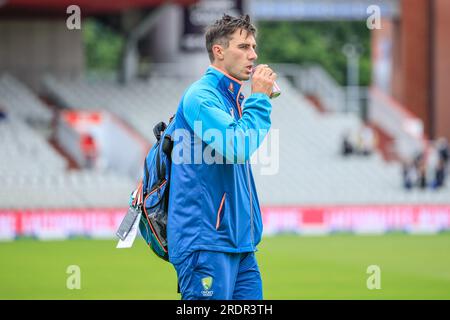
[[205, 14, 257, 62]]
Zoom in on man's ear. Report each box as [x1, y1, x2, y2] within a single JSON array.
[[212, 44, 224, 61]]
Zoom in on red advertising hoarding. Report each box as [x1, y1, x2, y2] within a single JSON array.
[[1, 205, 450, 240]]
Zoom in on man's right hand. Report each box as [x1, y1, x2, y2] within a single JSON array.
[[251, 64, 277, 97]]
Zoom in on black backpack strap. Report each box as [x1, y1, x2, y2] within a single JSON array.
[[145, 141, 166, 195], [162, 135, 173, 158], [143, 156, 150, 193], [155, 141, 166, 182], [145, 116, 174, 197], [153, 122, 167, 141]]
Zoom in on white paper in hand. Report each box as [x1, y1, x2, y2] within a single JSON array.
[[116, 212, 141, 249]]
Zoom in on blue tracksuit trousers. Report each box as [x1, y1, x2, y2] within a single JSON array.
[[173, 250, 263, 300]]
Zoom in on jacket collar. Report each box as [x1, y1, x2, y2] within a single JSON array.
[[206, 65, 245, 107]]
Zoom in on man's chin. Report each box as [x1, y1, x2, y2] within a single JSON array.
[[240, 73, 251, 81], [230, 70, 250, 82]]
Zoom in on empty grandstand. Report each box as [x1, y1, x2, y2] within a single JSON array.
[[0, 75, 136, 209], [0, 74, 53, 126], [41, 73, 450, 207]]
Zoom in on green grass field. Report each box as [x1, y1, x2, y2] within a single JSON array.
[[1, 233, 450, 299]]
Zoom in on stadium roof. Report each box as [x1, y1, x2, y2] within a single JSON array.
[[0, 0, 197, 15]]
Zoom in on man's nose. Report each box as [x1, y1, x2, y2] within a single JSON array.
[[248, 48, 257, 61]]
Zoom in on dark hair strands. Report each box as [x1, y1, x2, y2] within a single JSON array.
[[205, 14, 257, 62]]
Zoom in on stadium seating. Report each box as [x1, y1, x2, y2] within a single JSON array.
[[0, 114, 66, 173], [0, 75, 136, 209], [251, 77, 450, 205], [18, 73, 450, 207], [43, 76, 191, 142], [0, 116, 135, 208], [0, 73, 53, 126]]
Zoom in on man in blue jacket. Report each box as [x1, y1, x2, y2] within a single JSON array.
[[168, 14, 277, 300]]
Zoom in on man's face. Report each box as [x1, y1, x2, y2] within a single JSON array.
[[217, 29, 258, 81]]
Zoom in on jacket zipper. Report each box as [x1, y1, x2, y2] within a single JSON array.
[[246, 161, 254, 248], [234, 92, 254, 249]]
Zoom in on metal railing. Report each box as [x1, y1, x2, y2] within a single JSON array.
[[272, 63, 347, 112], [369, 86, 427, 160]]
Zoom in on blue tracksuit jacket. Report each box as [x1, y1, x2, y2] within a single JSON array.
[[167, 66, 272, 264]]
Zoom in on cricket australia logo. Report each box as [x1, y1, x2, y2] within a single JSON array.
[[201, 276, 214, 297]]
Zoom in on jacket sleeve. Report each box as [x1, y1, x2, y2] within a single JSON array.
[[183, 87, 272, 163]]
